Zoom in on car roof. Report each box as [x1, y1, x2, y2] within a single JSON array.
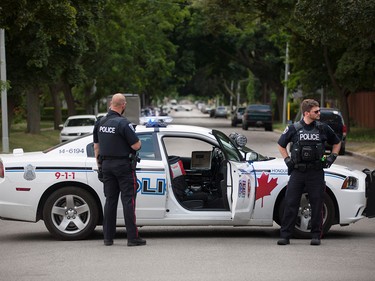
[[66, 115, 97, 120], [135, 124, 213, 135]]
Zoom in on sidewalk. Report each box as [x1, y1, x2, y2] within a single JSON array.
[[346, 142, 375, 163]]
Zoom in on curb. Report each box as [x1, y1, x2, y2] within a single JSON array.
[[345, 150, 375, 163]]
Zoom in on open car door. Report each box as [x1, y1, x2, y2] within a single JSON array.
[[228, 161, 256, 223], [364, 169, 375, 218]]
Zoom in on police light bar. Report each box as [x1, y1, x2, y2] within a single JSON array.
[[140, 116, 173, 128]]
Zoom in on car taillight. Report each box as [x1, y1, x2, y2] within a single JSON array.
[[0, 161, 4, 178]]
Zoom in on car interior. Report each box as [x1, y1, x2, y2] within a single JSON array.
[[163, 137, 230, 211]]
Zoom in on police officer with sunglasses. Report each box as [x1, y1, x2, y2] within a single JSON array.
[[277, 99, 341, 246]]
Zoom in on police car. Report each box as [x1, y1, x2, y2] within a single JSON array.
[[0, 119, 373, 240]]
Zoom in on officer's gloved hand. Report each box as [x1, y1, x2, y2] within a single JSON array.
[[98, 167, 104, 182], [284, 156, 295, 175], [325, 153, 338, 168]]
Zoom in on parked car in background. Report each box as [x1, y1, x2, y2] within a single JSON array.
[[231, 107, 246, 127], [294, 107, 347, 155], [59, 115, 97, 142], [242, 104, 273, 131], [214, 106, 228, 118], [320, 108, 347, 155], [96, 113, 107, 121]]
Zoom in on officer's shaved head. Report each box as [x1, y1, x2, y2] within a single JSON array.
[[111, 93, 126, 107], [110, 93, 127, 114]]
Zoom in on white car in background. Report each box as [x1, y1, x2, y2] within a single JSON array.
[[0, 119, 373, 240], [59, 115, 97, 142]]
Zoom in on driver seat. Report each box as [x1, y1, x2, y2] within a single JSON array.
[[168, 156, 208, 209]]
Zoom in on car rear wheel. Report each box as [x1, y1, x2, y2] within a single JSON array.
[[265, 124, 273, 131], [43, 187, 99, 240], [278, 192, 335, 239]]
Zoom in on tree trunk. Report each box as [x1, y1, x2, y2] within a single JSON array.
[[26, 88, 41, 134], [62, 82, 76, 116], [49, 83, 63, 130]]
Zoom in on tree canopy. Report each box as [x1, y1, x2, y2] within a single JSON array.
[[0, 0, 374, 132]]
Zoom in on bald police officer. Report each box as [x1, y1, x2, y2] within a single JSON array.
[[277, 99, 341, 246], [93, 93, 146, 247]]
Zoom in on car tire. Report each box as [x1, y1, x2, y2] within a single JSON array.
[[339, 143, 346, 155], [265, 124, 273, 131], [43, 187, 99, 240], [278, 192, 335, 239]]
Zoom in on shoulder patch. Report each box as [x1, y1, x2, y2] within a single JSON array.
[[128, 123, 135, 132], [282, 126, 289, 134]]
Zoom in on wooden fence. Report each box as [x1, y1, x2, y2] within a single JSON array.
[[348, 91, 375, 129]]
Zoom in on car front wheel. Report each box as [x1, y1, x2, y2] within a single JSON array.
[[43, 187, 99, 240], [278, 192, 335, 239]]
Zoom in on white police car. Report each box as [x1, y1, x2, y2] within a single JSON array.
[[0, 119, 373, 240]]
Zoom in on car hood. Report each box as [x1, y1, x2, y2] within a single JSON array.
[[251, 157, 365, 178]]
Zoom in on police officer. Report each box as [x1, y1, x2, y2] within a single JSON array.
[[93, 93, 146, 247], [277, 99, 341, 246]]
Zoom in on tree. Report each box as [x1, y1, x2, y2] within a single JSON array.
[[1, 0, 78, 133], [292, 0, 375, 130]]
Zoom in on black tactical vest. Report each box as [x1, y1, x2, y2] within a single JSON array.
[[290, 121, 325, 164], [98, 115, 132, 157]]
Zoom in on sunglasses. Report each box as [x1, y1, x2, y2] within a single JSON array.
[[312, 109, 320, 114]]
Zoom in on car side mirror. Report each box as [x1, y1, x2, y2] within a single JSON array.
[[246, 151, 259, 162]]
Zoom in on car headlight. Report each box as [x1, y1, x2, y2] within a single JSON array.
[[341, 176, 358, 190]]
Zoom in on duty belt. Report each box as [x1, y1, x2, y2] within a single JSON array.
[[101, 155, 129, 160], [294, 161, 323, 172]]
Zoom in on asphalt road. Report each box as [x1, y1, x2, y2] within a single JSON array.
[[0, 109, 374, 281]]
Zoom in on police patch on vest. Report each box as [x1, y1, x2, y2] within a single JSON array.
[[299, 133, 320, 141], [99, 126, 116, 134]]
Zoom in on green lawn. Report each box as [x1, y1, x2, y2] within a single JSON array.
[[2, 121, 60, 152]]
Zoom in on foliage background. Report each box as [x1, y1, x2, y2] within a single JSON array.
[[0, 0, 374, 134]]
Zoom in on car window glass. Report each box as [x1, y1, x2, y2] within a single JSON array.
[[162, 137, 213, 158], [138, 133, 159, 160], [86, 143, 94, 157], [67, 118, 96, 127], [213, 130, 243, 162]]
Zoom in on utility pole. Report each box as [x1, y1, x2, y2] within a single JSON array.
[[282, 42, 289, 125], [0, 29, 9, 153]]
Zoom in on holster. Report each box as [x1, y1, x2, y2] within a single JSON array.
[[129, 152, 141, 170]]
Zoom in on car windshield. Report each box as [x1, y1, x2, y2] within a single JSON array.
[[248, 105, 270, 111], [66, 118, 96, 127], [238, 107, 245, 113], [213, 130, 243, 162]]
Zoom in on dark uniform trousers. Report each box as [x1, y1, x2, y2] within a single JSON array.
[[280, 168, 325, 239], [102, 158, 138, 241]]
